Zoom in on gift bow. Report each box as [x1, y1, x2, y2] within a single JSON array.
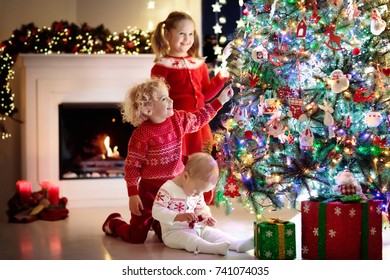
[[262, 218, 288, 224]]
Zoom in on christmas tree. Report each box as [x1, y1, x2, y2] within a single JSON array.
[[213, 0, 390, 220]]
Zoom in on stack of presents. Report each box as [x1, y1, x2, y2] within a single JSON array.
[[254, 173, 384, 260]]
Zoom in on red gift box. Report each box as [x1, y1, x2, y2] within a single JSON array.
[[301, 200, 382, 259]]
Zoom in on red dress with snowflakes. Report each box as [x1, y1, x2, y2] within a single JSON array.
[[151, 56, 228, 157]]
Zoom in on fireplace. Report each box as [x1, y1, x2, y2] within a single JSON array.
[[16, 54, 154, 207], [59, 102, 134, 180]]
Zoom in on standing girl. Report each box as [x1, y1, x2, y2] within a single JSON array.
[[151, 11, 230, 204]]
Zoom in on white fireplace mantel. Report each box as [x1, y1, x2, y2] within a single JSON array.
[[17, 54, 155, 207]]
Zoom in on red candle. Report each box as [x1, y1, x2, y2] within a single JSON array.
[[16, 180, 32, 203], [48, 184, 60, 206]]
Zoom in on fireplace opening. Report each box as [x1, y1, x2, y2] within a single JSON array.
[[59, 103, 134, 180]]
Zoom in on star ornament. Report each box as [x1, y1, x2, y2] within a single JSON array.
[[213, 23, 222, 34], [212, 2, 222, 12], [236, 18, 245, 28], [213, 44, 222, 55]]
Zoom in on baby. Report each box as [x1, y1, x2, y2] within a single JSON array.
[[152, 152, 254, 255]]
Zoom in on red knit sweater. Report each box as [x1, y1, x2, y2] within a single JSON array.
[[124, 99, 223, 196], [151, 56, 228, 112]]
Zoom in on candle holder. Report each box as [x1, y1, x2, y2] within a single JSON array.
[[7, 180, 69, 223]]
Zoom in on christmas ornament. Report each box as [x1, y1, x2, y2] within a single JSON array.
[[251, 45, 269, 63], [329, 70, 350, 93], [327, 0, 343, 9], [224, 173, 241, 198], [370, 9, 387, 36], [308, 0, 321, 23], [249, 72, 260, 88], [346, 0, 361, 19], [277, 85, 296, 101], [299, 125, 314, 150], [346, 115, 352, 128], [266, 117, 285, 138], [353, 87, 374, 103], [257, 95, 266, 116], [234, 106, 249, 128], [334, 169, 366, 199], [324, 25, 344, 51], [269, 52, 283, 67], [318, 100, 335, 138], [244, 130, 254, 139], [246, 36, 254, 48], [381, 67, 390, 77], [373, 136, 386, 148], [366, 111, 383, 128], [264, 98, 279, 114], [296, 18, 307, 38], [352, 47, 360, 56], [287, 98, 307, 121]]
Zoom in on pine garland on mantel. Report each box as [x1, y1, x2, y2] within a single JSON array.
[[0, 21, 152, 139]]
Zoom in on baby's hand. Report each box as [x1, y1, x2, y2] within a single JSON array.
[[174, 213, 198, 223], [204, 216, 217, 227], [218, 84, 234, 105]]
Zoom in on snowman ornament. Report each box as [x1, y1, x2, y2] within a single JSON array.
[[299, 125, 314, 150], [371, 9, 387, 36], [366, 111, 383, 128], [329, 70, 351, 93], [334, 169, 367, 199]]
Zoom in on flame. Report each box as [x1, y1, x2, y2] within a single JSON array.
[[104, 136, 120, 158]]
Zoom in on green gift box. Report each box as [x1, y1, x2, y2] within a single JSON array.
[[254, 219, 296, 260]]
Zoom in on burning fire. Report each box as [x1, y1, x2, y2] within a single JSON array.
[[103, 136, 120, 159]]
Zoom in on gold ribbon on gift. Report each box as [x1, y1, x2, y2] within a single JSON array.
[[262, 218, 288, 259]]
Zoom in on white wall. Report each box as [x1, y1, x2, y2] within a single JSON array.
[[0, 0, 201, 42]]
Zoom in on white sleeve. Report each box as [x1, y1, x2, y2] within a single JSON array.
[[152, 186, 177, 225], [194, 194, 211, 218]]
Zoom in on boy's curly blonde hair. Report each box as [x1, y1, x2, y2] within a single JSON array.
[[121, 78, 169, 127]]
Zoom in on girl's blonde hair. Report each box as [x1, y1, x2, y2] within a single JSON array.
[[151, 11, 201, 62], [185, 152, 220, 185], [121, 78, 169, 127]]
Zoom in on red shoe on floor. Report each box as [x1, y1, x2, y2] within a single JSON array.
[[102, 213, 122, 236]]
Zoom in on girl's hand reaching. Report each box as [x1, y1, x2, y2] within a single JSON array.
[[129, 195, 144, 216], [218, 84, 234, 105]]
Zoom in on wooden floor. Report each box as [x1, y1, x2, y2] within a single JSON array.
[[0, 203, 389, 260]]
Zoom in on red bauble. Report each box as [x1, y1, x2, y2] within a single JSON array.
[[244, 130, 253, 139], [352, 47, 361, 56], [382, 67, 390, 77]]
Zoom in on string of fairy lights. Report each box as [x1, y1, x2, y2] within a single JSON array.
[[211, 0, 244, 58]]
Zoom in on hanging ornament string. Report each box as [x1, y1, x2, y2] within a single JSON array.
[[376, 63, 385, 92], [295, 51, 302, 96], [269, 0, 277, 20]]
